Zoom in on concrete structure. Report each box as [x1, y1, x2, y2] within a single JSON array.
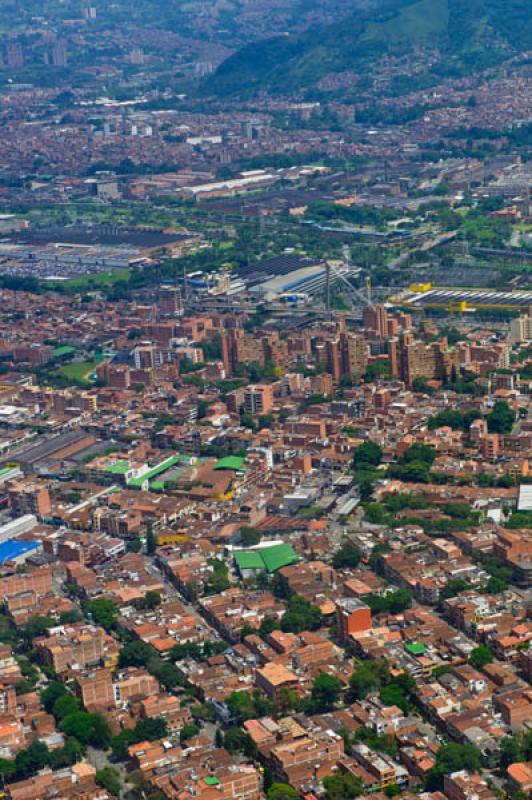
[[336, 598, 372, 643]]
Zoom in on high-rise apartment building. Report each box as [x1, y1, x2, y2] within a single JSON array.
[[510, 313, 532, 343], [327, 332, 368, 382], [159, 285, 183, 318], [7, 479, 51, 518], [244, 384, 274, 416], [52, 39, 68, 67], [6, 39, 23, 68], [363, 304, 389, 337]]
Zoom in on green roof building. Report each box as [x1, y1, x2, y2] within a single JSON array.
[[214, 456, 246, 471], [234, 543, 299, 576], [104, 460, 131, 476], [234, 551, 265, 572], [405, 642, 426, 656]]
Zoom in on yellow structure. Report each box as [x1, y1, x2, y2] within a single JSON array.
[[409, 282, 432, 292], [448, 301, 468, 313], [156, 532, 189, 546]]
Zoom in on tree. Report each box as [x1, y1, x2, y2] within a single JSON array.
[[191, 702, 216, 723], [267, 784, 299, 800], [0, 756, 16, 781], [487, 400, 515, 434], [59, 713, 111, 748], [365, 503, 386, 524], [59, 609, 82, 624], [263, 766, 274, 792], [171, 641, 202, 661], [385, 785, 402, 797], [411, 376, 434, 394], [119, 640, 154, 668], [240, 412, 257, 431], [368, 542, 391, 573], [323, 773, 363, 800], [499, 731, 532, 768], [332, 541, 361, 570], [354, 441, 382, 469], [469, 645, 493, 670], [366, 589, 411, 615], [281, 595, 321, 634], [96, 766, 121, 797], [143, 590, 162, 609], [440, 578, 468, 601], [277, 687, 300, 714], [84, 598, 117, 631], [148, 659, 186, 690], [134, 717, 168, 742], [310, 673, 343, 712], [349, 659, 389, 700], [251, 689, 275, 719], [426, 743, 481, 790], [400, 444, 436, 466], [259, 617, 280, 638], [41, 681, 67, 714], [240, 526, 262, 547], [49, 736, 85, 769], [15, 679, 33, 696], [204, 559, 230, 595], [486, 575, 507, 594], [215, 728, 224, 748], [387, 588, 412, 614], [223, 728, 256, 757], [226, 690, 256, 724], [21, 615, 53, 643], [111, 729, 136, 760], [359, 480, 375, 502], [146, 525, 157, 556], [364, 361, 391, 381], [52, 693, 80, 721], [389, 461, 431, 483], [14, 740, 50, 778], [499, 735, 524, 768], [380, 684, 409, 714], [180, 723, 200, 743], [127, 536, 142, 553]]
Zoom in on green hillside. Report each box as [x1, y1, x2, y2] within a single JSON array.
[[205, 0, 531, 97], [360, 0, 449, 43]]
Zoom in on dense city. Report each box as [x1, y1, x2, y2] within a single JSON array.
[[0, 1, 529, 800]]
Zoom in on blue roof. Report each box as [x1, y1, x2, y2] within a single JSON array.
[[0, 539, 40, 564]]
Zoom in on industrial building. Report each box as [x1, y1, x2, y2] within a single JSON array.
[[0, 225, 200, 280], [396, 286, 532, 312], [0, 539, 41, 565], [249, 261, 354, 301]]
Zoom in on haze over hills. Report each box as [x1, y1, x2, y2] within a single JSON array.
[[205, 0, 532, 97], [0, 0, 371, 49]]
